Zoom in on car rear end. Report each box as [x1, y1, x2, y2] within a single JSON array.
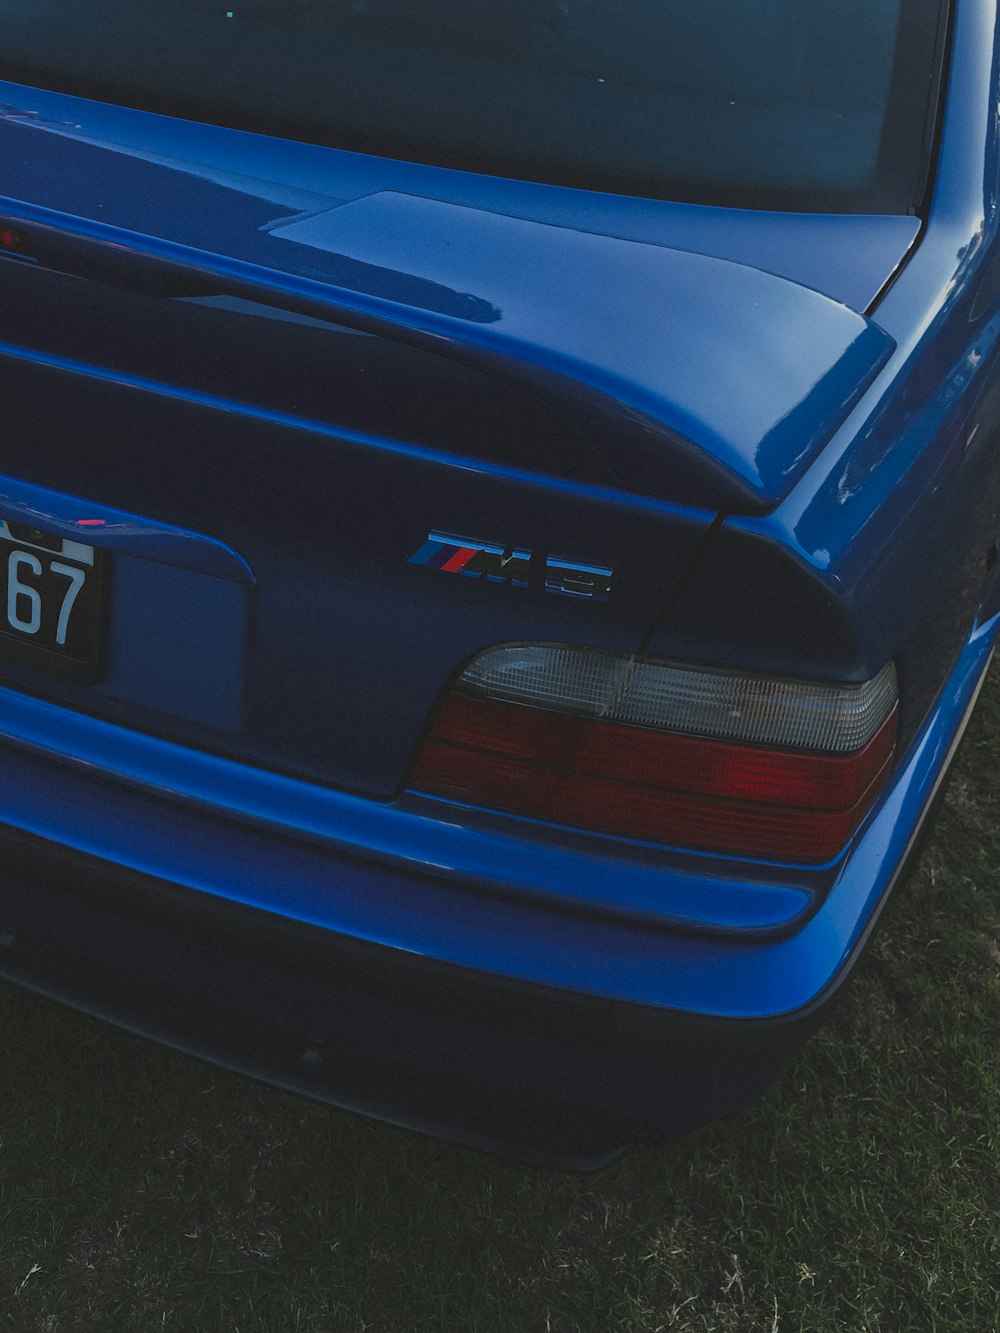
[[1, 0, 997, 1166]]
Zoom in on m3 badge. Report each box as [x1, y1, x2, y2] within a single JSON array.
[[409, 531, 613, 602]]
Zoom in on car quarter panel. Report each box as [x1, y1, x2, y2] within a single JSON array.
[[647, 0, 1000, 756]]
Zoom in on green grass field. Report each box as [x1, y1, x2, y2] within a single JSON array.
[[1, 670, 998, 1333]]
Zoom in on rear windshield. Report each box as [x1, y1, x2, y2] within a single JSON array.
[[1, 0, 946, 212]]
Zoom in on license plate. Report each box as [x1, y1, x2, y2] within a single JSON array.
[[0, 519, 108, 679]]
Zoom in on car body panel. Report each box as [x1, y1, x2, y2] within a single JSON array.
[[0, 676, 816, 935], [645, 0, 1000, 749], [0, 609, 993, 1026], [1, 81, 921, 311], [1, 175, 895, 511], [267, 190, 897, 508], [0, 0, 998, 1164], [0, 112, 902, 791]]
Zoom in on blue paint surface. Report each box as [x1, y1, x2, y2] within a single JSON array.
[[0, 0, 998, 1159]]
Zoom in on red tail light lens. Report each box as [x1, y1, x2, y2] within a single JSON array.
[[410, 647, 898, 863]]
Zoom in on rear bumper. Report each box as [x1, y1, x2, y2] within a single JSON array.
[[0, 826, 780, 1170], [0, 616, 993, 1167]]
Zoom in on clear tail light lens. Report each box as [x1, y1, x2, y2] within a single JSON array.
[[410, 646, 898, 863]]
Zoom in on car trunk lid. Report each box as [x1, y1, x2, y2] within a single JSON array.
[[0, 90, 899, 795]]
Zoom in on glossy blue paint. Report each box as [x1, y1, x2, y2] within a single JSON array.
[[0, 1, 997, 1161], [270, 191, 897, 508], [0, 472, 255, 584], [0, 185, 893, 510], [1, 84, 920, 311], [0, 679, 815, 935], [645, 0, 1000, 749], [0, 335, 715, 789], [0, 600, 992, 1025]]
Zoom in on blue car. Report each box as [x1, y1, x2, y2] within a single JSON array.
[[0, 0, 995, 1167]]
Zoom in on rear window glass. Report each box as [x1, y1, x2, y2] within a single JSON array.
[[1, 0, 946, 212]]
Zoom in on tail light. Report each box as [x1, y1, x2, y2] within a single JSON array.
[[409, 646, 898, 863]]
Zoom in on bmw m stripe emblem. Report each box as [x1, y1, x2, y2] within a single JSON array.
[[409, 531, 612, 601], [409, 532, 531, 586]]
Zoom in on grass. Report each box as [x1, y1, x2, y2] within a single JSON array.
[[1, 674, 999, 1332]]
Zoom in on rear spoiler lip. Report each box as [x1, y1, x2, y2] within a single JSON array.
[[0, 192, 895, 513]]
